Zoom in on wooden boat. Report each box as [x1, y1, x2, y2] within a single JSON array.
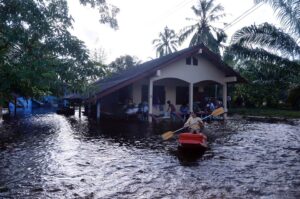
[[178, 132, 208, 150]]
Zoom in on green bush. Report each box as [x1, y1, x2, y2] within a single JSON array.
[[287, 87, 300, 110]]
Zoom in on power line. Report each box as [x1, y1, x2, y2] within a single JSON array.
[[163, 0, 195, 19], [150, 0, 195, 25], [224, 2, 264, 31]]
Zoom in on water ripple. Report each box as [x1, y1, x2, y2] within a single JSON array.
[[0, 113, 299, 198]]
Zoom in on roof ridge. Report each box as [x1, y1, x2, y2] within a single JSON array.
[[92, 44, 203, 85]]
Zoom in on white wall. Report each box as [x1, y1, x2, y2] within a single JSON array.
[[131, 56, 232, 115], [152, 57, 226, 84]]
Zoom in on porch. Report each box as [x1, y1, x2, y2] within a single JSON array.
[[97, 77, 228, 122]]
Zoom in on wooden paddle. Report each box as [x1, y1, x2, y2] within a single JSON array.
[[161, 107, 225, 140]]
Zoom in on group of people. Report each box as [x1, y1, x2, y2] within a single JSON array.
[[166, 98, 225, 133], [166, 98, 223, 122], [122, 98, 149, 121], [122, 97, 223, 128]]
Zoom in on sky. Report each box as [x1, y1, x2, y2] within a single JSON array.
[[67, 0, 278, 64]]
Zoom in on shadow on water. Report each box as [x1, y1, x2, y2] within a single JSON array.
[[169, 147, 207, 166]]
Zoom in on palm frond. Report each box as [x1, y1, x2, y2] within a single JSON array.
[[208, 3, 225, 16], [226, 44, 298, 66], [191, 5, 201, 17], [231, 23, 300, 58], [178, 25, 197, 45], [206, 32, 220, 53], [254, 0, 300, 37], [208, 13, 226, 22], [185, 17, 198, 22], [203, 0, 215, 15], [152, 39, 160, 45]]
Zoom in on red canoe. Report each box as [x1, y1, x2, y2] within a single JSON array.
[[178, 133, 208, 149]]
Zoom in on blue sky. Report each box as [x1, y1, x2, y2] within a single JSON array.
[[68, 0, 277, 63]]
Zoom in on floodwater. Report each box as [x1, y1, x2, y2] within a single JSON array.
[[0, 111, 300, 199]]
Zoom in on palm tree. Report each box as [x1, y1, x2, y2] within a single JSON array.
[[228, 0, 300, 69], [179, 0, 227, 54], [152, 26, 179, 57], [226, 0, 300, 108]]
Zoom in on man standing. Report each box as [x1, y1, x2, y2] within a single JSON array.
[[167, 100, 181, 121]]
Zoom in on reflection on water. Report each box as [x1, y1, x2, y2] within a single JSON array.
[[0, 112, 300, 198]]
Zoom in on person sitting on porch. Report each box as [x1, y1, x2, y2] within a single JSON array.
[[179, 103, 189, 121], [216, 99, 223, 109], [124, 98, 138, 115], [167, 100, 182, 121], [140, 101, 149, 121], [207, 99, 215, 112], [184, 112, 204, 134]]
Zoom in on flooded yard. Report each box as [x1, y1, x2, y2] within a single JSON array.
[[0, 112, 299, 198]]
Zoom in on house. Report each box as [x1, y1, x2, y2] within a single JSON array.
[[86, 44, 245, 122]]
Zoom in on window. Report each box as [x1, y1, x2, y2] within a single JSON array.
[[176, 86, 189, 105], [186, 56, 198, 65], [141, 85, 165, 104], [186, 57, 191, 65]]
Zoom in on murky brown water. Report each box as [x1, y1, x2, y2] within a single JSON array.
[[0, 112, 299, 198]]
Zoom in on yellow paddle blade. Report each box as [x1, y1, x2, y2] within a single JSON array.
[[211, 107, 225, 116], [161, 131, 174, 140]]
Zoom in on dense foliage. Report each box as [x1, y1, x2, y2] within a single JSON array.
[[230, 61, 291, 108], [108, 55, 141, 73], [226, 0, 300, 109], [0, 0, 118, 105]]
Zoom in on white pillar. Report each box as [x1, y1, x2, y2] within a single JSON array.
[[215, 84, 218, 98], [148, 79, 153, 122], [223, 83, 228, 119], [96, 100, 101, 120], [189, 82, 193, 113], [79, 102, 81, 118]]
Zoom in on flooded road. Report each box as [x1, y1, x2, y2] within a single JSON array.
[[0, 112, 300, 198]]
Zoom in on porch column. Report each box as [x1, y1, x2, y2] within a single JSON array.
[[189, 82, 193, 113], [79, 102, 82, 118], [223, 83, 228, 119], [215, 84, 218, 98], [96, 100, 101, 121], [148, 79, 153, 123]]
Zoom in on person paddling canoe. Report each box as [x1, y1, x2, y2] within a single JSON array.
[[184, 112, 204, 134]]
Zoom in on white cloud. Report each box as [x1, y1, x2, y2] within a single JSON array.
[[68, 0, 277, 63]]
